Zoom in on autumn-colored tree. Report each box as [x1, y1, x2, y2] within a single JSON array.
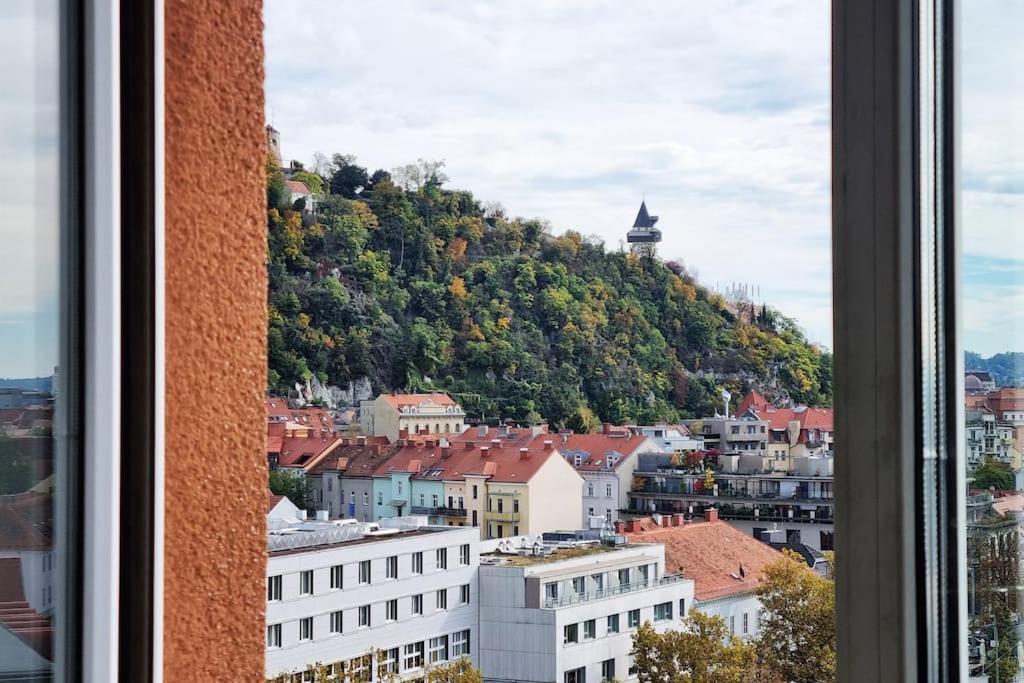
[[756, 550, 836, 682], [424, 657, 483, 683], [703, 468, 715, 491], [669, 452, 683, 467], [631, 612, 761, 683]]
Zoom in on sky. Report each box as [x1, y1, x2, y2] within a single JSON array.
[[0, 1, 1019, 378], [264, 0, 1023, 359]]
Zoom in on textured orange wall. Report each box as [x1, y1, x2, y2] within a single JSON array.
[[165, 1, 266, 679]]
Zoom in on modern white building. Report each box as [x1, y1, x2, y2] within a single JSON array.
[[265, 517, 479, 682], [634, 424, 704, 453], [477, 535, 693, 683]]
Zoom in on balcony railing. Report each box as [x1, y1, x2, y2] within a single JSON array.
[[437, 506, 467, 517], [543, 574, 686, 609], [485, 510, 520, 522], [630, 489, 834, 505], [410, 506, 440, 515]]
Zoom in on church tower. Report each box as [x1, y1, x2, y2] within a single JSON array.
[[626, 200, 662, 258]]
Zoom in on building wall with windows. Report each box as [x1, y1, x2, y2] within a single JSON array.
[[477, 543, 693, 683], [360, 394, 466, 442], [265, 523, 479, 681]]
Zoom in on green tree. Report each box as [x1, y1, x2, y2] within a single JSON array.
[[973, 459, 1015, 491], [269, 469, 310, 509], [630, 612, 761, 683], [756, 550, 836, 682], [330, 154, 369, 198]]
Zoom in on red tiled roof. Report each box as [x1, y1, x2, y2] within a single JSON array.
[[378, 393, 459, 410], [305, 437, 398, 476], [267, 491, 285, 514], [451, 425, 544, 447], [625, 517, 783, 601], [277, 435, 342, 469], [373, 439, 575, 484], [285, 180, 311, 195], [558, 434, 652, 471], [738, 390, 770, 416], [0, 558, 53, 660]]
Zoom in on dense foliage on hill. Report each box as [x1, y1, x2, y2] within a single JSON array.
[[966, 351, 1024, 387], [267, 154, 832, 427]]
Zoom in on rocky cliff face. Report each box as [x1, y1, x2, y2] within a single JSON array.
[[293, 376, 373, 409]]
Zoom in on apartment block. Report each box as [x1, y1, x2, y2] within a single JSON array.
[[477, 536, 693, 683], [265, 519, 479, 682]]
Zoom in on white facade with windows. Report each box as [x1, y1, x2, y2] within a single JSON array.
[[265, 520, 479, 681], [477, 542, 693, 683]]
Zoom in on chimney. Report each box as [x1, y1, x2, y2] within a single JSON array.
[[480, 446, 490, 457], [615, 520, 626, 534], [356, 435, 366, 446], [477, 425, 488, 438], [441, 445, 451, 458], [625, 519, 637, 532], [704, 508, 719, 523], [465, 440, 476, 450], [341, 437, 350, 446], [542, 440, 554, 451], [602, 423, 612, 435], [519, 447, 529, 460], [673, 513, 686, 527], [662, 516, 671, 528], [491, 438, 502, 448], [296, 510, 307, 521], [316, 510, 329, 521], [370, 444, 381, 456]]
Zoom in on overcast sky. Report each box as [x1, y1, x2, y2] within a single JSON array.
[[0, 1, 1019, 379], [264, 0, 1023, 360]]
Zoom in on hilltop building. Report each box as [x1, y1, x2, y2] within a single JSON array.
[[625, 200, 662, 259], [360, 393, 466, 442]]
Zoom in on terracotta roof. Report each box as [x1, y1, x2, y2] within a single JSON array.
[[267, 491, 286, 514], [378, 393, 459, 410], [277, 435, 342, 469], [285, 180, 311, 195], [558, 433, 652, 471], [0, 558, 52, 660], [373, 439, 574, 484], [992, 492, 1024, 516], [451, 425, 544, 447], [305, 437, 397, 476], [624, 517, 783, 601], [738, 390, 770, 415]]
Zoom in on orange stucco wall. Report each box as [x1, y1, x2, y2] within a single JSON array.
[[165, 1, 267, 679]]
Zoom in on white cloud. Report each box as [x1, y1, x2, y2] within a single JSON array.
[[265, 0, 1023, 355], [265, 0, 834, 344]]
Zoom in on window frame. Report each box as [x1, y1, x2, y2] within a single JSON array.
[[833, 0, 963, 678]]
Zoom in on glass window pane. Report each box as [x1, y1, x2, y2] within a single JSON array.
[[962, 3, 1024, 678], [0, 1, 66, 679]]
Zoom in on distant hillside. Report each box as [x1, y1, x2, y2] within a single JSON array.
[[966, 351, 1024, 387], [0, 377, 52, 393], [266, 155, 832, 427]]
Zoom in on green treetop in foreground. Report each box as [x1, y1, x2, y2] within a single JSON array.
[[267, 154, 832, 426]]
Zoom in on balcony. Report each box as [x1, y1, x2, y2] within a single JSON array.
[[437, 506, 467, 517], [630, 489, 834, 507], [543, 574, 686, 609], [485, 510, 520, 522], [410, 506, 440, 515]]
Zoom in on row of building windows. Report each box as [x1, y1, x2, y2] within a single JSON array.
[[585, 482, 615, 498], [273, 630, 471, 682], [267, 545, 471, 601], [545, 564, 655, 603], [562, 600, 683, 646], [266, 586, 471, 648]]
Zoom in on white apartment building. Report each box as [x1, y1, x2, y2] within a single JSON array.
[[635, 424, 704, 453], [477, 537, 694, 683], [265, 518, 479, 682]]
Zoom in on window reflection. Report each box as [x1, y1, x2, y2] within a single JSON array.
[[0, 1, 61, 678], [962, 2, 1024, 678]]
